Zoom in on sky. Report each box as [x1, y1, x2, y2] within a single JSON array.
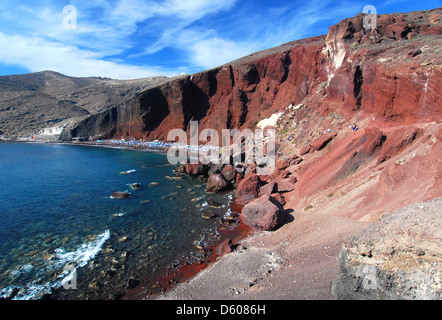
[[0, 0, 440, 79]]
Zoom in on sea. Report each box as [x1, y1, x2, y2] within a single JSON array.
[[0, 143, 233, 300]]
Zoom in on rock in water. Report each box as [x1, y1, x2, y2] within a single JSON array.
[[186, 163, 208, 177], [202, 209, 217, 219], [206, 174, 229, 192], [111, 192, 131, 199], [240, 195, 286, 231], [130, 183, 141, 190], [206, 198, 222, 208]]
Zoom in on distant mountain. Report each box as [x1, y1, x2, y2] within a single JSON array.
[[0, 71, 169, 139]]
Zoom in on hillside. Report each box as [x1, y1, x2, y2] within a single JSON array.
[[154, 8, 441, 300], [0, 71, 169, 139], [1, 7, 441, 300], [60, 9, 441, 142], [59, 7, 441, 223]]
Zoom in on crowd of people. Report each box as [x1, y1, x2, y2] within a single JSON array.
[[107, 139, 172, 150], [105, 139, 223, 155]]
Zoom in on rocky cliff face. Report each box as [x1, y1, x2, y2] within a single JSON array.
[[331, 197, 441, 300], [61, 9, 441, 142], [0, 71, 169, 139]]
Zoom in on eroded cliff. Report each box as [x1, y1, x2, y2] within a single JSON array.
[[61, 9, 441, 142]]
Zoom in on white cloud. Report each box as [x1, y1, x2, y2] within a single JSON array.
[[175, 30, 259, 69], [0, 32, 177, 79], [156, 0, 237, 19], [0, 0, 363, 78]]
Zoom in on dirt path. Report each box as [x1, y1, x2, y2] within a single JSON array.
[[156, 209, 367, 300]]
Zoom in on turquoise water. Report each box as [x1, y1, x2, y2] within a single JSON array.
[[0, 143, 231, 299]]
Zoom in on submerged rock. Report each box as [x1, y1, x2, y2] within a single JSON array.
[[202, 209, 218, 219], [206, 198, 222, 208], [110, 192, 131, 200], [130, 183, 141, 190]]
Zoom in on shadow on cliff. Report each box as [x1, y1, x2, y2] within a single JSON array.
[[140, 88, 170, 132]]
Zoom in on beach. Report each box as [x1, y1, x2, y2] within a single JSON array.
[[155, 201, 367, 300]]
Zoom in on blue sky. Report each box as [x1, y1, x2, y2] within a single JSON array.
[[0, 0, 440, 79]]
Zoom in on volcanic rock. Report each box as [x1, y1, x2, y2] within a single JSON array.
[[300, 145, 312, 155], [215, 239, 235, 256], [235, 172, 261, 198], [332, 197, 442, 300], [377, 127, 420, 164], [202, 209, 218, 219], [111, 192, 131, 200], [259, 181, 278, 196], [186, 163, 208, 177], [206, 174, 229, 192], [240, 195, 286, 231], [129, 183, 141, 190], [309, 133, 337, 151], [206, 198, 222, 208], [232, 194, 258, 208], [273, 176, 296, 193], [221, 165, 236, 182]]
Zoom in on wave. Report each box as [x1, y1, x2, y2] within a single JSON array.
[[54, 230, 110, 269], [0, 230, 110, 300]]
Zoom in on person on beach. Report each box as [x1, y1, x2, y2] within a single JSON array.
[[352, 123, 358, 131]]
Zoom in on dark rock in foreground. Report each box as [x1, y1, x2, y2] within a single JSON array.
[[331, 197, 442, 300]]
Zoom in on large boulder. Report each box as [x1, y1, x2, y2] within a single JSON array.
[[232, 193, 258, 208], [186, 163, 208, 176], [300, 144, 312, 155], [221, 165, 236, 182], [259, 181, 277, 196], [273, 176, 296, 193], [240, 195, 286, 231], [235, 172, 261, 198], [206, 174, 229, 192], [310, 133, 337, 151], [174, 164, 187, 174]]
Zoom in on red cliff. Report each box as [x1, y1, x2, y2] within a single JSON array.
[[63, 8, 441, 222]]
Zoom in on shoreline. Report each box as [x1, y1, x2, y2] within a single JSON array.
[[2, 140, 251, 300], [79, 140, 257, 300], [123, 219, 253, 300], [3, 139, 355, 301], [55, 140, 252, 300]]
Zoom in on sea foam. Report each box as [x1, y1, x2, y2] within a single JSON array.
[[0, 230, 110, 300]]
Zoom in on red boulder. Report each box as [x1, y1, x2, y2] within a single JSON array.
[[235, 172, 261, 198], [240, 195, 286, 231], [206, 174, 229, 192]]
